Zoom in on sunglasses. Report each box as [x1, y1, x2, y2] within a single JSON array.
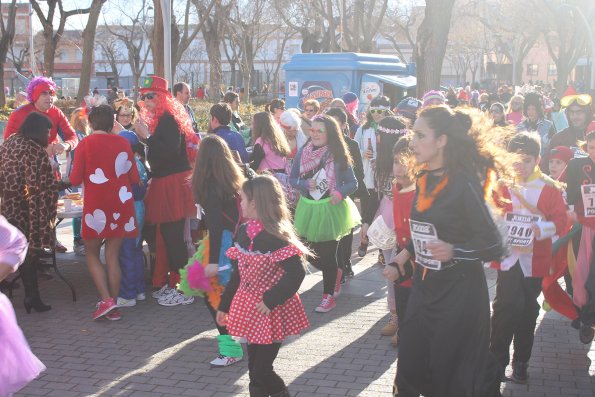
[[370, 109, 387, 115], [561, 94, 592, 108], [141, 93, 156, 101]]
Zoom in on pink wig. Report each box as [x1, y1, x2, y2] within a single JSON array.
[[26, 76, 57, 103]]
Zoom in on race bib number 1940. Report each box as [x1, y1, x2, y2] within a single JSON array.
[[409, 220, 441, 270], [504, 213, 541, 247], [581, 184, 595, 218]]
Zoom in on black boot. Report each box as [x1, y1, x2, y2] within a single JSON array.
[[248, 384, 268, 397], [270, 387, 291, 397], [21, 256, 51, 314]]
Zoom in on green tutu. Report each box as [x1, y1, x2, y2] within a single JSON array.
[[294, 196, 361, 242]]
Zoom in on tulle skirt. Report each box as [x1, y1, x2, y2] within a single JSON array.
[[0, 294, 46, 396], [294, 196, 361, 243], [144, 171, 195, 224]]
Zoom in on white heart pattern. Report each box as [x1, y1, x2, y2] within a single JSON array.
[[89, 168, 108, 184], [119, 186, 132, 203], [124, 217, 136, 232], [110, 223, 118, 230], [115, 152, 132, 178], [84, 209, 106, 234], [113, 213, 120, 220]]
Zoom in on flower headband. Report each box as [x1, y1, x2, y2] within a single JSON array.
[[377, 125, 407, 135]]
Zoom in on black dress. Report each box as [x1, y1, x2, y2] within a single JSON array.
[[395, 170, 503, 397]]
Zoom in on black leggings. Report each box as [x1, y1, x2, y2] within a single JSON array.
[[337, 230, 354, 271], [247, 343, 285, 395], [309, 240, 339, 295], [159, 219, 188, 272]]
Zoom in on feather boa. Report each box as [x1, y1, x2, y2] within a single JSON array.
[[177, 233, 225, 309]]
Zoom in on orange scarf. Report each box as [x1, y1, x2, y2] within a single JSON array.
[[415, 171, 449, 212]]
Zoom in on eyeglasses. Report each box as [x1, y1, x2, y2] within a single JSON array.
[[370, 109, 387, 115], [561, 94, 592, 108], [141, 92, 156, 101]]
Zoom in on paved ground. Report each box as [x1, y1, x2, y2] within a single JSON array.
[[8, 220, 595, 397]]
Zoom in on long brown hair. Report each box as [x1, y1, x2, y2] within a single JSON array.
[[242, 175, 312, 256], [192, 135, 246, 206], [418, 105, 517, 182], [251, 112, 291, 156], [311, 114, 353, 169]]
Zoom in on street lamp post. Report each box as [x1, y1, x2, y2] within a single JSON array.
[[160, 0, 172, 90]]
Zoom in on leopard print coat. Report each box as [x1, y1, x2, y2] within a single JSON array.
[[0, 134, 58, 250]]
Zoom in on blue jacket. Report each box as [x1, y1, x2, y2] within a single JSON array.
[[213, 126, 249, 163], [290, 146, 358, 200]]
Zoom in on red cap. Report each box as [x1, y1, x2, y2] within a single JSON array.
[[549, 146, 573, 164], [139, 76, 169, 94]]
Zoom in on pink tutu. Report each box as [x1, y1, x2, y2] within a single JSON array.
[[0, 293, 46, 396]]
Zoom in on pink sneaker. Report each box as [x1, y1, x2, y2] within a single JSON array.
[[93, 298, 116, 320], [106, 309, 122, 321], [315, 294, 336, 313], [334, 268, 343, 298]]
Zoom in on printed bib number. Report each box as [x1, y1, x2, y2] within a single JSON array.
[[309, 168, 329, 201], [504, 213, 541, 247], [581, 184, 595, 218], [409, 220, 441, 270]]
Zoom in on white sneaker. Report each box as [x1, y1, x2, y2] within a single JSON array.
[[158, 291, 194, 306], [209, 354, 242, 367], [74, 242, 86, 256], [136, 292, 146, 301], [151, 285, 174, 299], [117, 297, 137, 307]]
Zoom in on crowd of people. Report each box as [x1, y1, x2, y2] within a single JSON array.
[[0, 73, 594, 397]]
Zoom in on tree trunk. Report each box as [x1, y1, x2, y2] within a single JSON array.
[[77, 0, 104, 100], [42, 29, 57, 76], [0, 0, 18, 106], [414, 0, 456, 95], [205, 37, 222, 100], [152, 0, 164, 77]]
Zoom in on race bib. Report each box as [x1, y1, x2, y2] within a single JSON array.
[[581, 184, 595, 218], [504, 213, 542, 247], [309, 168, 329, 201], [409, 220, 441, 270]]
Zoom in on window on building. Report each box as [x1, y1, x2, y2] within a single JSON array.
[[548, 64, 557, 76], [527, 64, 538, 76]]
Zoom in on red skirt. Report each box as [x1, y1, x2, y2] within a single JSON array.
[[145, 171, 195, 224]]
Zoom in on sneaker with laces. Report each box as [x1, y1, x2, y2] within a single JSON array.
[[511, 361, 528, 384], [151, 285, 174, 299], [106, 309, 122, 321], [334, 268, 343, 298], [381, 313, 398, 336], [93, 298, 116, 320], [73, 241, 86, 256], [116, 297, 137, 307], [136, 292, 146, 301], [209, 354, 243, 367], [158, 290, 195, 306], [315, 294, 336, 313]]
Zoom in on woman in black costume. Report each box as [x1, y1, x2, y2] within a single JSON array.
[[390, 105, 515, 397]]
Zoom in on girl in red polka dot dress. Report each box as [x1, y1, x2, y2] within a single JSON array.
[[217, 175, 310, 397]]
